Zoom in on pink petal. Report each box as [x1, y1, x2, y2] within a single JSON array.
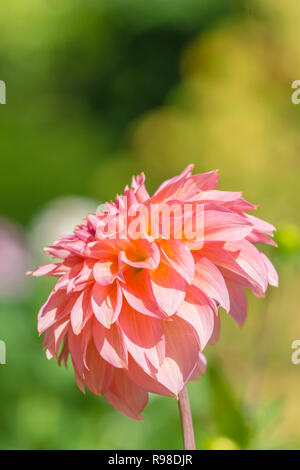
[[131, 172, 150, 203], [224, 240, 268, 293], [261, 253, 278, 287], [104, 368, 148, 420], [159, 239, 195, 284], [192, 255, 230, 311], [118, 301, 165, 373], [247, 231, 277, 246], [86, 240, 118, 259], [82, 340, 114, 395], [153, 164, 194, 195], [38, 289, 74, 334], [189, 353, 207, 381], [198, 190, 242, 203], [57, 339, 69, 367], [149, 263, 186, 316], [121, 239, 160, 270], [70, 288, 92, 335], [152, 167, 218, 204], [42, 317, 70, 357], [245, 214, 275, 235], [198, 190, 256, 211], [91, 281, 123, 327], [225, 278, 248, 327], [59, 239, 87, 257], [44, 245, 71, 259], [93, 319, 128, 368], [153, 316, 200, 396], [68, 329, 85, 377], [200, 243, 264, 297], [208, 312, 221, 344], [68, 259, 94, 292], [93, 258, 119, 286], [203, 205, 253, 242], [28, 263, 61, 277], [126, 355, 175, 397], [177, 285, 215, 350], [121, 268, 167, 319]]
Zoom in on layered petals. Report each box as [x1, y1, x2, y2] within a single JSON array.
[[30, 165, 277, 420]]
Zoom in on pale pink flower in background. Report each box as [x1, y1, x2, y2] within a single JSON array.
[[29, 165, 278, 421], [29, 196, 97, 262]]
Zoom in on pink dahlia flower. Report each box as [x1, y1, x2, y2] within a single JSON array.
[[29, 165, 278, 420]]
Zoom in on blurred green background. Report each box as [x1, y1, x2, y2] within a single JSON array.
[[1, 0, 300, 449]]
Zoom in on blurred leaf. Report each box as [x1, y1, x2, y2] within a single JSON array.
[[275, 223, 300, 256], [207, 360, 251, 448]]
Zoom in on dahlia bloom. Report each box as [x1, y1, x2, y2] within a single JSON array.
[[29, 165, 278, 420]]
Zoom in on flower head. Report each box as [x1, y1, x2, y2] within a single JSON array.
[[29, 165, 278, 419]]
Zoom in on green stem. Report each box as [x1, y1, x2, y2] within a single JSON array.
[[178, 386, 196, 450]]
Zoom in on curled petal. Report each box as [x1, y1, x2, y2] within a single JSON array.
[[159, 238, 195, 284], [177, 285, 215, 350], [91, 281, 123, 328], [149, 263, 186, 316], [93, 259, 119, 286], [193, 255, 230, 311], [121, 239, 160, 270], [121, 268, 167, 319]]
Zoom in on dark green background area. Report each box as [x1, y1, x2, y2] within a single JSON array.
[[0, 0, 246, 225], [0, 0, 299, 449]]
